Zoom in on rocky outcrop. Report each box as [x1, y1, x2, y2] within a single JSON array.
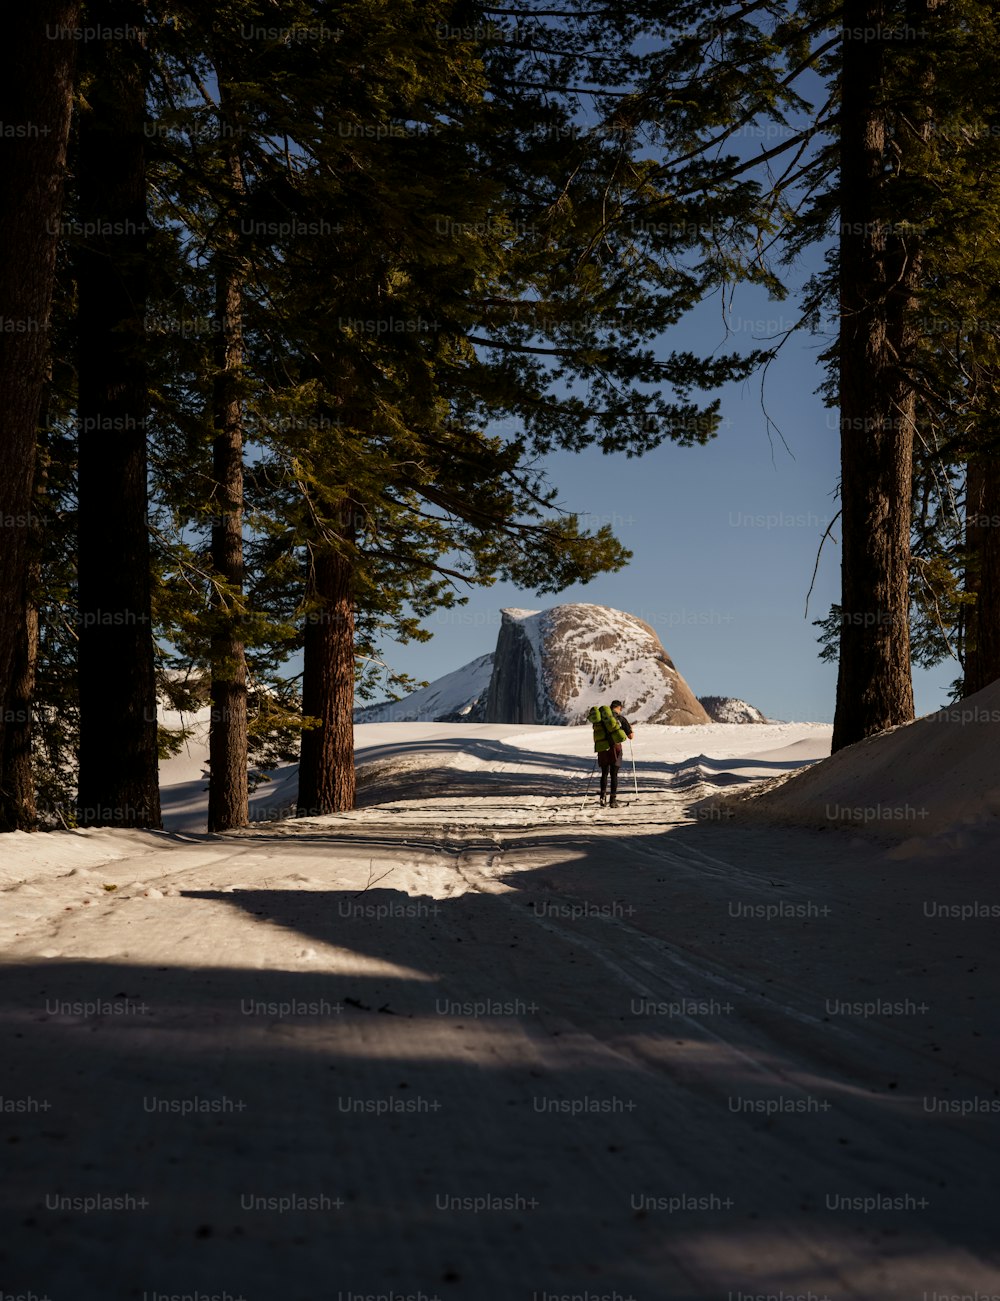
[[473, 604, 710, 725], [356, 604, 715, 726], [697, 696, 768, 724], [477, 611, 541, 723]]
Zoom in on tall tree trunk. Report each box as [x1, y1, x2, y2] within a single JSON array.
[[963, 451, 1000, 695], [76, 0, 161, 827], [1, 579, 40, 832], [298, 530, 356, 816], [833, 0, 923, 751], [0, 2, 79, 830], [207, 100, 248, 833], [964, 456, 984, 692]]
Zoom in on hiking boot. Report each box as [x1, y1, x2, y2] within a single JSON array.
[[599, 796, 606, 807], [608, 798, 619, 808]]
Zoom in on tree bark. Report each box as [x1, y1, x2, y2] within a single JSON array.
[[76, 0, 161, 827], [0, 578, 40, 833], [207, 95, 248, 834], [0, 2, 79, 829], [964, 456, 984, 692], [832, 0, 920, 751], [963, 451, 1000, 696], [298, 530, 356, 816]]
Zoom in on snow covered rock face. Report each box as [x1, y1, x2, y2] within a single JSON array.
[[355, 653, 494, 723], [475, 604, 710, 725], [697, 695, 768, 724]]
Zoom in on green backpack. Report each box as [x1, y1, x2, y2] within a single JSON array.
[[587, 704, 626, 753]]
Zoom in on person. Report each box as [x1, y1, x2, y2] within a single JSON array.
[[587, 701, 633, 808], [607, 699, 635, 806]]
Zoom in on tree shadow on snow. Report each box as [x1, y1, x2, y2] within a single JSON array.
[[3, 830, 1000, 1300]]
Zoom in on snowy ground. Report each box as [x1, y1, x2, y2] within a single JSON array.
[[4, 718, 1000, 1299]]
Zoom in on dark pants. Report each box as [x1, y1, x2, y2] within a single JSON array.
[[598, 745, 622, 798]]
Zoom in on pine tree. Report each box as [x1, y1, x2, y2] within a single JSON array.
[[239, 1, 803, 813], [141, 3, 310, 829], [802, 1, 1000, 717], [34, 0, 975, 823], [831, 0, 924, 750], [963, 456, 1000, 693], [205, 71, 250, 832], [916, 2, 1000, 697], [871, 1, 1000, 700], [75, 0, 161, 826], [0, 3, 80, 831]]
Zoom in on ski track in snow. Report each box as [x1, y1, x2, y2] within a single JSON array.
[[3, 720, 1000, 1298]]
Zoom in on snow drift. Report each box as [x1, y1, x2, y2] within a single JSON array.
[[701, 677, 1000, 843], [8, 713, 999, 1299]]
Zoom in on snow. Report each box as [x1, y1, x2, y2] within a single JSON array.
[[539, 603, 685, 719], [156, 717, 832, 833], [704, 675, 1000, 848], [487, 602, 706, 724], [698, 694, 769, 724], [157, 702, 300, 831], [5, 711, 1000, 1297], [350, 604, 756, 729], [355, 652, 495, 723]]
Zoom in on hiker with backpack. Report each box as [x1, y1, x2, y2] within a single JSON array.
[[587, 699, 634, 807]]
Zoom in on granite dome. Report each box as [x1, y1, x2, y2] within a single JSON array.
[[471, 604, 709, 726]]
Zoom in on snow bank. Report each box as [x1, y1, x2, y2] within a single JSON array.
[[0, 827, 177, 889], [154, 718, 831, 833], [702, 678, 1000, 844]]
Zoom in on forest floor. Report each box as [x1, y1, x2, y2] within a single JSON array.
[[3, 720, 999, 1300]]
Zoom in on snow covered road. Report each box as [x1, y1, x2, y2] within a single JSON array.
[[3, 724, 1000, 1299]]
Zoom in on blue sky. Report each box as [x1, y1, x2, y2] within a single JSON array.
[[369, 272, 957, 725], [356, 30, 960, 723]]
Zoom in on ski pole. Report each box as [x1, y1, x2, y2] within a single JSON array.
[[580, 756, 597, 811], [629, 738, 638, 797]]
